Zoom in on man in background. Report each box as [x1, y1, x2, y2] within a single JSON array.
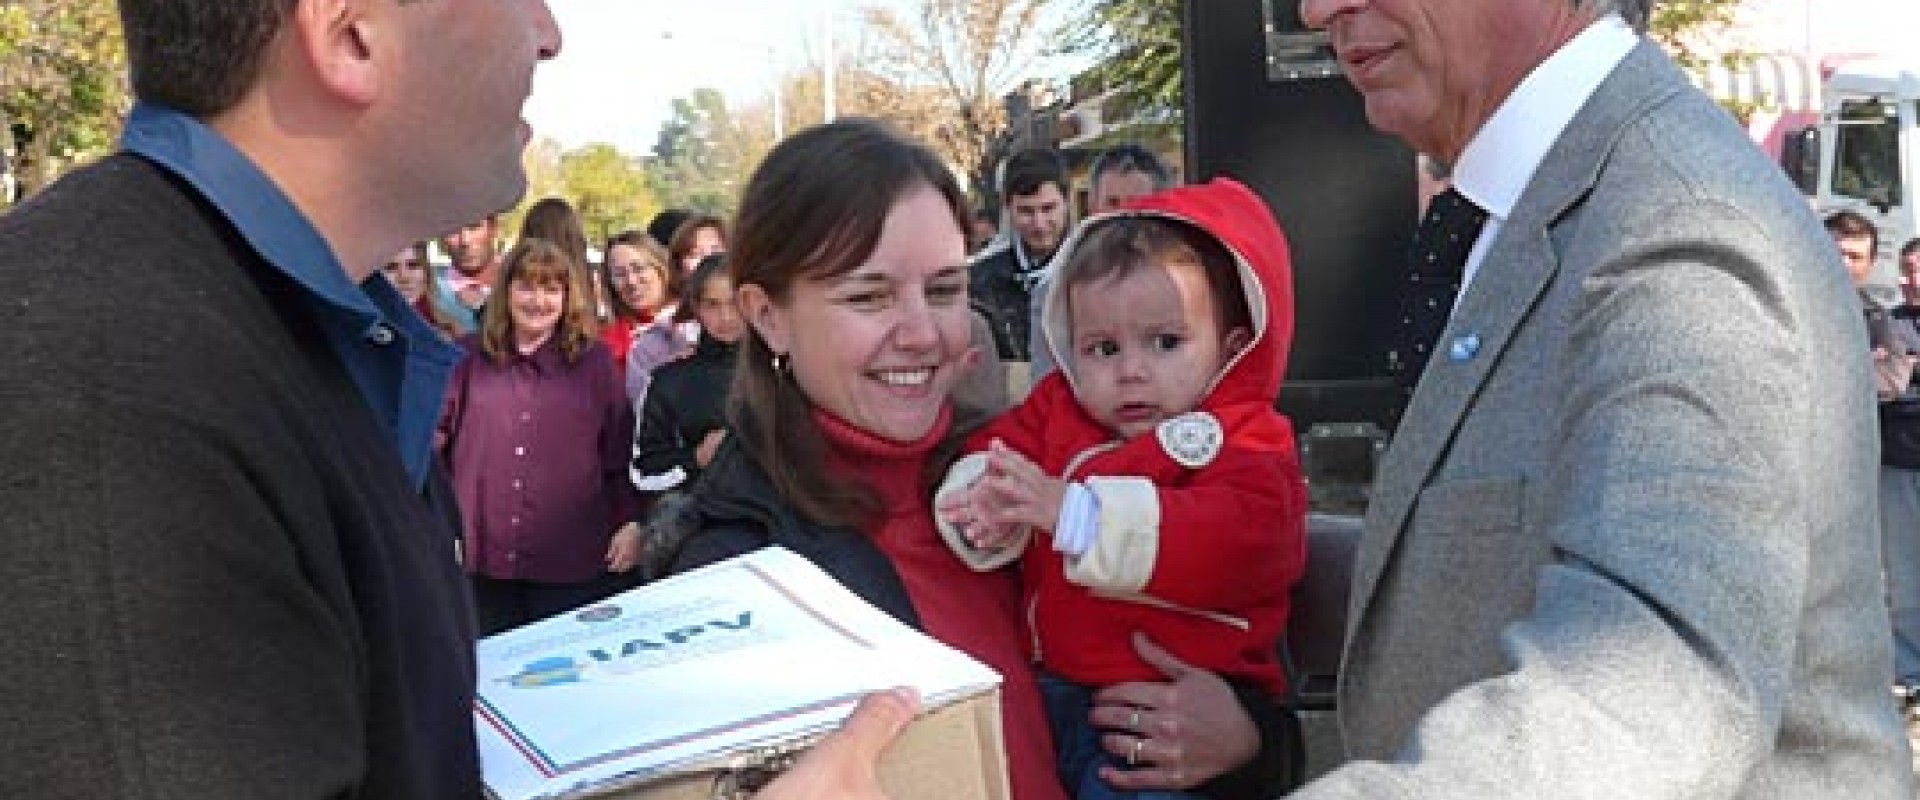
[[1028, 143, 1177, 379], [1086, 143, 1173, 214], [972, 147, 1069, 362], [436, 213, 503, 333], [1832, 212, 1920, 716]]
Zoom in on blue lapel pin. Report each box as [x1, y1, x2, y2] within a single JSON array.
[[1447, 333, 1481, 362]]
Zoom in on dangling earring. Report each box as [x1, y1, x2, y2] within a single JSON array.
[[772, 352, 788, 375]]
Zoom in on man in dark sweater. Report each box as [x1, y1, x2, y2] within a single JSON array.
[[0, 1, 560, 797]]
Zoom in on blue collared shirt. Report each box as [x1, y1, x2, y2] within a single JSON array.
[[119, 102, 461, 488]]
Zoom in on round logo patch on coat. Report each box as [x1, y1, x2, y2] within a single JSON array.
[[1156, 412, 1223, 468]]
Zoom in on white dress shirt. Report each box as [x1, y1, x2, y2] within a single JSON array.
[[1452, 15, 1639, 298]]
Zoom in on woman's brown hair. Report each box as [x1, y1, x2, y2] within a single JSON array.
[[728, 118, 978, 527], [519, 197, 592, 277], [478, 238, 600, 365], [667, 214, 728, 272]]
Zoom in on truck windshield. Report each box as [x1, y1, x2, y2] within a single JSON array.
[[1833, 98, 1902, 209]]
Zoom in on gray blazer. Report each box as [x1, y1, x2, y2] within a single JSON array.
[[1295, 42, 1914, 797]]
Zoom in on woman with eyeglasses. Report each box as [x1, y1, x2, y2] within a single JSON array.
[[598, 230, 680, 393]]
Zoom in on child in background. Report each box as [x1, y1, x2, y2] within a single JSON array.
[[937, 178, 1308, 800], [632, 254, 745, 494]]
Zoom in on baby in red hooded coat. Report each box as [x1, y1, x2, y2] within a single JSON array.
[[936, 178, 1309, 799]]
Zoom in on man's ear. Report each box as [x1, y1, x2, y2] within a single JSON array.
[[735, 283, 791, 355], [291, 0, 381, 106]]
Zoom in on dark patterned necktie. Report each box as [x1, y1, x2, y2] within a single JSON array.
[[1392, 188, 1488, 390]]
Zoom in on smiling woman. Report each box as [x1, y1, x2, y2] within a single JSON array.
[[643, 118, 1075, 800], [644, 119, 1291, 800], [439, 239, 642, 636]]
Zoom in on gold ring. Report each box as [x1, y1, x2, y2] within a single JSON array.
[[1127, 736, 1145, 767]]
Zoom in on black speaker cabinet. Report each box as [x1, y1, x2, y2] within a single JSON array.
[[1184, 0, 1415, 434]]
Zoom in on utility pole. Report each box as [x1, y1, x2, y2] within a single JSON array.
[[822, 0, 837, 123]]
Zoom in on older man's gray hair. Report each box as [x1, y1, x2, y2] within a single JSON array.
[[1583, 0, 1651, 32]]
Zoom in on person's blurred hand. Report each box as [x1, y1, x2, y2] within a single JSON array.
[[455, 284, 488, 310], [605, 522, 642, 573], [695, 429, 727, 468], [1874, 347, 1916, 401], [1091, 633, 1258, 791], [758, 688, 920, 800]]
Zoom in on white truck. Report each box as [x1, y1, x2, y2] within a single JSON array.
[[1711, 54, 1920, 291], [1807, 57, 1919, 286]]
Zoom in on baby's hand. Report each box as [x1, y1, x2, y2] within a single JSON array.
[[939, 478, 1025, 550], [974, 440, 1069, 535]]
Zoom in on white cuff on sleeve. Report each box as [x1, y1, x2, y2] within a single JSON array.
[[1052, 482, 1099, 557], [1062, 476, 1161, 593]]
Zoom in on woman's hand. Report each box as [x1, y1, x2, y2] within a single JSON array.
[[758, 688, 920, 800], [605, 521, 643, 573], [696, 429, 728, 467], [1090, 633, 1258, 791], [937, 481, 1024, 551]]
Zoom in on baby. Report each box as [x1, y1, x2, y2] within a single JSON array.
[[937, 178, 1308, 800]]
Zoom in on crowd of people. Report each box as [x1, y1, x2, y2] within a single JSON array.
[[3, 0, 1919, 799]]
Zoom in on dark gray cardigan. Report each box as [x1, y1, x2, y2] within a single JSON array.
[[0, 155, 479, 798]]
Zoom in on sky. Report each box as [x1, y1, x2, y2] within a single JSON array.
[[523, 0, 869, 159], [1730, 0, 1920, 56], [522, 0, 1920, 160]]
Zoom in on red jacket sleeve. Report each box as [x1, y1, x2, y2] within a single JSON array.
[[1140, 446, 1308, 611]]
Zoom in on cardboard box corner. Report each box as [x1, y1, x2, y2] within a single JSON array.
[[605, 688, 1009, 800]]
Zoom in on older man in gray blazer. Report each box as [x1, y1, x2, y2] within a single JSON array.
[[1291, 0, 1915, 796]]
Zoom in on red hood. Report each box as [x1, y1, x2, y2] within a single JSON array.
[[1040, 177, 1294, 409]]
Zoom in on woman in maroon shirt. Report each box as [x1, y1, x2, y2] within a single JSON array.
[[439, 238, 641, 636]]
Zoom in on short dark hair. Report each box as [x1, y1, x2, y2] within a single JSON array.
[[728, 118, 975, 527], [668, 215, 728, 270], [1824, 210, 1879, 257], [1000, 148, 1067, 201], [1089, 144, 1172, 191], [1060, 217, 1251, 336], [1902, 237, 1920, 260], [647, 209, 693, 249], [117, 0, 296, 117]]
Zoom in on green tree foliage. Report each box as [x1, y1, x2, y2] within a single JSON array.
[[1060, 0, 1180, 121], [0, 0, 128, 206], [561, 144, 658, 245], [644, 88, 772, 217], [499, 137, 657, 251], [1647, 0, 1749, 71]]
